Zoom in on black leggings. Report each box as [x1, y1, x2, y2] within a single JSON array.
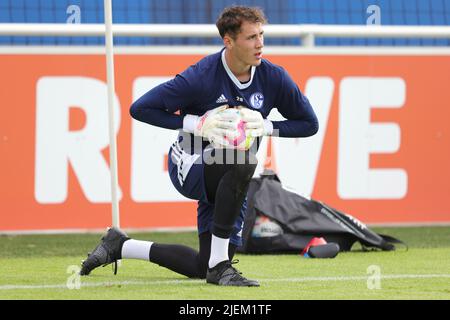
[[150, 232, 237, 279], [149, 149, 257, 278], [203, 149, 257, 238]]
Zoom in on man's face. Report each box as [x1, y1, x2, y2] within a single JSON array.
[[227, 21, 264, 67]]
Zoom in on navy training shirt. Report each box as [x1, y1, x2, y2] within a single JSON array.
[[130, 48, 319, 151]]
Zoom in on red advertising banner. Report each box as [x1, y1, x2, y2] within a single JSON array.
[[1, 52, 449, 232]]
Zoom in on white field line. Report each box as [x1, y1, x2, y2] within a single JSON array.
[[1, 274, 449, 290]]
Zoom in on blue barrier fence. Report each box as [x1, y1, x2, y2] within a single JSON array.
[[0, 0, 449, 45]]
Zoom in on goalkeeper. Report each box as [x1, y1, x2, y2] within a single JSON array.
[[80, 5, 318, 286]]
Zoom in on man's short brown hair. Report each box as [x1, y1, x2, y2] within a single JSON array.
[[216, 6, 267, 39]]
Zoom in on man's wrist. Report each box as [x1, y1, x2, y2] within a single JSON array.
[[183, 114, 200, 133], [263, 119, 273, 136]]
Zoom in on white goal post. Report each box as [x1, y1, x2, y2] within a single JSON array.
[[103, 0, 120, 228]]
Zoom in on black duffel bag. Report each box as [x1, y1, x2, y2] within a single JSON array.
[[238, 171, 406, 254]]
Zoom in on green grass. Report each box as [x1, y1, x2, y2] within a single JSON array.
[[0, 226, 449, 300]]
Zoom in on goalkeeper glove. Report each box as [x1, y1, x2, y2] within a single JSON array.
[[238, 107, 273, 137], [183, 105, 240, 145]]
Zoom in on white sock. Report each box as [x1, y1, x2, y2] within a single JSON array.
[[121, 239, 153, 261], [208, 235, 230, 269]]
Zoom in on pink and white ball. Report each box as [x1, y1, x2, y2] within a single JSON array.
[[221, 108, 255, 150]]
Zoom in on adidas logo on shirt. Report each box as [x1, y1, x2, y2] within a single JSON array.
[[216, 94, 228, 104]]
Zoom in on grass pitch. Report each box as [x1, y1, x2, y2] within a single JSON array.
[[0, 226, 449, 300]]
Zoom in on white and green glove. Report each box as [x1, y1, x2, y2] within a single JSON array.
[[238, 107, 273, 137], [183, 105, 240, 146]]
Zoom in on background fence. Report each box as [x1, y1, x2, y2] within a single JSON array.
[[1, 0, 450, 46]]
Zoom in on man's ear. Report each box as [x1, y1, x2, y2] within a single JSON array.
[[223, 34, 233, 49]]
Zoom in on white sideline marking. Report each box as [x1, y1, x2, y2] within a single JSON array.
[[264, 274, 450, 282], [1, 274, 449, 290]]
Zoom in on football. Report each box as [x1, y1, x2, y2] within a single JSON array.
[[219, 108, 255, 150], [251, 215, 283, 238]]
